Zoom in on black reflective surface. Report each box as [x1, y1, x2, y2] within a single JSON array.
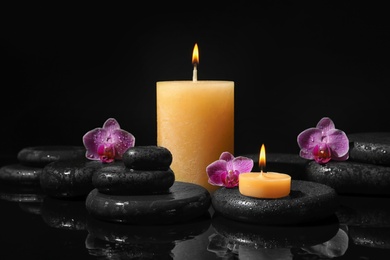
[[1, 161, 390, 259]]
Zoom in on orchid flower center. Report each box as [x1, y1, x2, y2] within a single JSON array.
[[97, 143, 116, 163], [312, 143, 332, 164], [222, 169, 239, 188]]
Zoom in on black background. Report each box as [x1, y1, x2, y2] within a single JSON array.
[[1, 1, 390, 159]]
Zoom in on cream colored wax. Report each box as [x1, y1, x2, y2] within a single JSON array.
[[156, 80, 234, 193]]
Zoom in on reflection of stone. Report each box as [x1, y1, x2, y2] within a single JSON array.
[[0, 184, 45, 203], [212, 180, 338, 225], [86, 234, 175, 259], [86, 212, 210, 244], [211, 213, 339, 249], [40, 196, 88, 230], [302, 227, 349, 258], [336, 195, 390, 227], [85, 211, 211, 260], [349, 226, 390, 249]]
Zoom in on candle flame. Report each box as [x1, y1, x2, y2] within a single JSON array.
[[259, 144, 266, 172], [192, 43, 199, 65]]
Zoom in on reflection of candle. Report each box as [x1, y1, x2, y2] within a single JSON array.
[[156, 44, 234, 193], [239, 144, 291, 199]]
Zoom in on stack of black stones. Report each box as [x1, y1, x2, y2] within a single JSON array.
[[85, 145, 211, 224], [0, 145, 92, 225]]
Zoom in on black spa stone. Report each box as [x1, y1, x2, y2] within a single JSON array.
[[85, 181, 211, 224], [122, 145, 172, 170], [348, 132, 390, 166], [40, 159, 102, 198], [92, 162, 175, 195], [212, 180, 338, 225], [17, 145, 86, 167], [0, 163, 43, 185], [305, 160, 390, 195]]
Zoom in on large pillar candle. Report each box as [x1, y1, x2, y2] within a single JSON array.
[[156, 80, 234, 193]]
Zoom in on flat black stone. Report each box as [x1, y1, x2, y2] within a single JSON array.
[[122, 145, 172, 170], [212, 180, 338, 225], [85, 181, 211, 224], [92, 162, 175, 195], [17, 145, 86, 167], [211, 213, 339, 249], [40, 159, 102, 198], [242, 153, 309, 180], [0, 163, 43, 185], [305, 160, 390, 195], [348, 132, 390, 165], [0, 184, 45, 203]]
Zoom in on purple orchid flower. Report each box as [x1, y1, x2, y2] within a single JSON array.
[[206, 152, 254, 188], [82, 118, 135, 163], [297, 117, 349, 164]]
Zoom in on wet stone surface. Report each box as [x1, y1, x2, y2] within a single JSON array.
[[0, 164, 43, 185], [348, 132, 390, 166], [17, 146, 86, 167], [305, 160, 390, 195], [85, 181, 211, 224], [92, 161, 175, 195], [40, 159, 102, 198], [212, 180, 338, 225], [122, 145, 172, 170]]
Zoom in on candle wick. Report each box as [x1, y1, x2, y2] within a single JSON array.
[[193, 64, 198, 82]]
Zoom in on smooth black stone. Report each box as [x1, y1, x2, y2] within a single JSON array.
[[17, 145, 86, 167], [211, 213, 339, 249], [242, 153, 309, 180], [212, 180, 338, 225], [122, 145, 172, 170], [40, 159, 102, 198], [348, 132, 390, 165], [305, 160, 390, 195], [92, 162, 175, 195], [0, 163, 43, 185], [0, 184, 45, 203], [85, 181, 211, 224]]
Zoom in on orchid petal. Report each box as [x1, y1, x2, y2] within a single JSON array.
[[326, 129, 349, 158], [232, 156, 254, 174], [316, 117, 335, 134], [111, 129, 136, 159], [297, 128, 323, 150], [206, 160, 227, 186], [102, 118, 121, 132], [206, 152, 254, 188], [82, 128, 108, 160], [219, 152, 235, 162]]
